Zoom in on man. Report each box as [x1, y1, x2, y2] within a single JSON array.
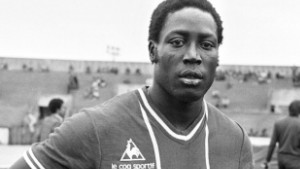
[[34, 98, 66, 142], [9, 0, 253, 168], [264, 100, 300, 169], [67, 70, 79, 94]]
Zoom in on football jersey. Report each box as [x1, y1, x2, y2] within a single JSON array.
[[23, 87, 253, 169]]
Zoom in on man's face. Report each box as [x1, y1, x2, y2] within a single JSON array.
[[152, 7, 219, 102]]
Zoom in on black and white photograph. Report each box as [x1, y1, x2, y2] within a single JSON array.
[[0, 0, 300, 169]]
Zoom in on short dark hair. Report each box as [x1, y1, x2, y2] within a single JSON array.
[[48, 98, 64, 114], [148, 0, 223, 44], [288, 100, 300, 116]]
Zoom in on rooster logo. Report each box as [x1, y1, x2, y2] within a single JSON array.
[[120, 139, 145, 161]]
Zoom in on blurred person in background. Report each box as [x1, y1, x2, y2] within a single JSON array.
[[264, 100, 300, 169], [67, 70, 79, 94], [34, 98, 66, 142]]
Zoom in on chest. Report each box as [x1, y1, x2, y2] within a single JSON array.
[[97, 123, 240, 169]]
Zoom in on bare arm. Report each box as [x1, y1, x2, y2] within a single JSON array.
[[266, 124, 278, 162]]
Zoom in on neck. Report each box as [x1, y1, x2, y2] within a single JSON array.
[[148, 86, 204, 130]]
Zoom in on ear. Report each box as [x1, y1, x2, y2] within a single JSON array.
[[148, 40, 158, 64]]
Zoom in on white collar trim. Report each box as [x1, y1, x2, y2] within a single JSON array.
[[138, 88, 208, 141]]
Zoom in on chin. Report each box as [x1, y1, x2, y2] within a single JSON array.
[[174, 90, 204, 103]]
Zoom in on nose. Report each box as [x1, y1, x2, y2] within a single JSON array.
[[183, 43, 202, 65]]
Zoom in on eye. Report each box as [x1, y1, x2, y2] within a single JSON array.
[[200, 41, 215, 50], [169, 38, 185, 48]]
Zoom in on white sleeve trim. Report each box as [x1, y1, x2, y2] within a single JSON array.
[[23, 150, 37, 169], [23, 148, 46, 169]]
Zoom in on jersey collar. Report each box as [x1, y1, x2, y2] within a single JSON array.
[[137, 88, 208, 141]]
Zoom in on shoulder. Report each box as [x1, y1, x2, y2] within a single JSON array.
[[82, 90, 139, 117], [274, 117, 289, 127], [206, 102, 253, 167], [206, 102, 251, 150], [207, 102, 244, 135], [60, 90, 140, 133], [78, 90, 141, 129]]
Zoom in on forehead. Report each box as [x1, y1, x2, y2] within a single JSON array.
[[160, 7, 217, 39]]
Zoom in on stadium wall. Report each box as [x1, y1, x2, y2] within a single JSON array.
[[0, 57, 297, 76], [0, 57, 154, 75], [218, 64, 295, 77]]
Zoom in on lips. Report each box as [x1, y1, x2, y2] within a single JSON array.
[[178, 70, 203, 86]]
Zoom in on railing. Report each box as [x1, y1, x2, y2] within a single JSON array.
[[9, 126, 34, 145]]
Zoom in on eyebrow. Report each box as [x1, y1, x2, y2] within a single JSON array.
[[167, 30, 217, 40], [167, 30, 189, 37]]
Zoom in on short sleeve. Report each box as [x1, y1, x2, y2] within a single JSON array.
[[23, 111, 101, 169]]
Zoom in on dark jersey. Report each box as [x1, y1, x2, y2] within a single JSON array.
[[23, 87, 253, 169], [266, 116, 300, 168]]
